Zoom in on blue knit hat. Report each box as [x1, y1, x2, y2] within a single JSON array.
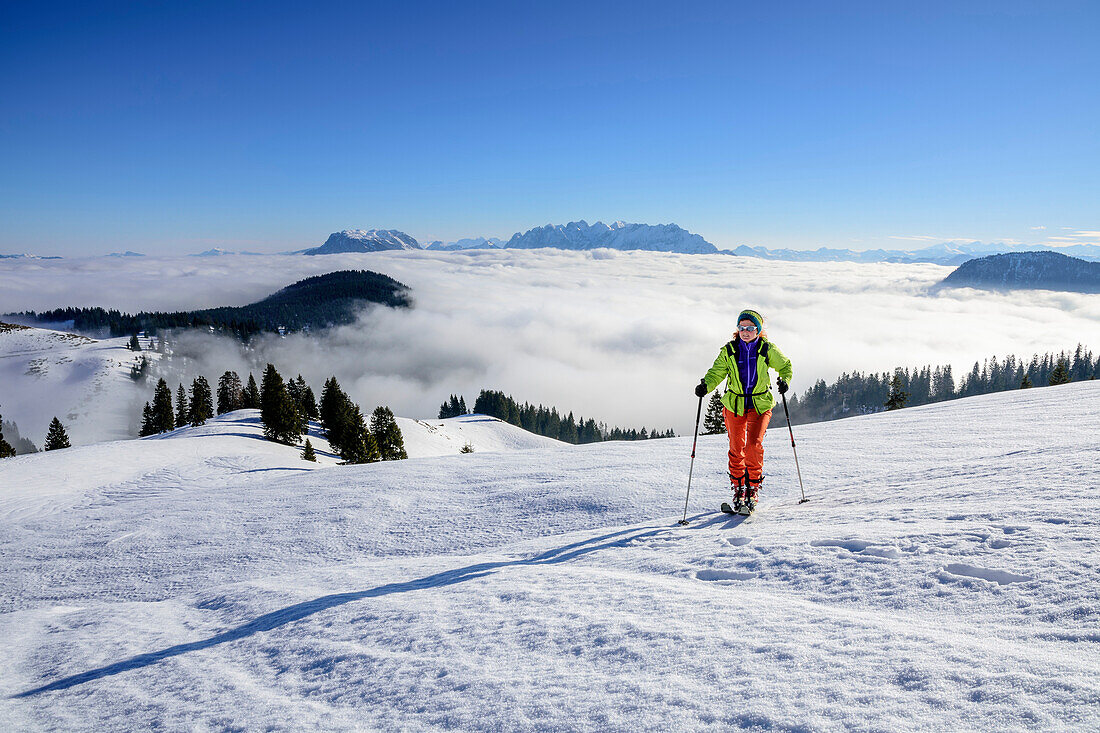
[[738, 309, 763, 331]]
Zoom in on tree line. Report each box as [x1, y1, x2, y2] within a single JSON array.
[[136, 366, 406, 463], [444, 389, 675, 443], [785, 344, 1097, 426]]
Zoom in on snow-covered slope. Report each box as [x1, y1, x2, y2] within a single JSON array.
[[304, 229, 422, 255], [399, 414, 565, 456], [0, 323, 149, 447], [1, 382, 1098, 730]]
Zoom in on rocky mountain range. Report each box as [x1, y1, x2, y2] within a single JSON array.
[[502, 220, 717, 254], [298, 225, 1100, 264]]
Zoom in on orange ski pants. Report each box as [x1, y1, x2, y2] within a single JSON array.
[[723, 407, 772, 485]]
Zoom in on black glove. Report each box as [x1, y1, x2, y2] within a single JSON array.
[[694, 380, 708, 398], [776, 377, 789, 394]]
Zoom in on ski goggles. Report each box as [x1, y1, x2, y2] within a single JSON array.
[[737, 324, 759, 332]]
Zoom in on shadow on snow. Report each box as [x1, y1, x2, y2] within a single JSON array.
[[15, 513, 735, 697]]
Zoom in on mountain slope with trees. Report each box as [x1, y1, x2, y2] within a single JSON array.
[[936, 251, 1100, 293], [9, 270, 411, 338]]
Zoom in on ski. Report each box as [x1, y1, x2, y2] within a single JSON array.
[[720, 501, 735, 514]]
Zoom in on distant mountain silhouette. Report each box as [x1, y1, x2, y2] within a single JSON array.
[[936, 251, 1100, 294]]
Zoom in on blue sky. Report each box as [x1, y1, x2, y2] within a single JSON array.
[[2, 1, 1097, 256]]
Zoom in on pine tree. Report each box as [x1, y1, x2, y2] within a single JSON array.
[[320, 376, 348, 447], [1020, 374, 1032, 389], [175, 383, 189, 427], [287, 375, 311, 434], [128, 333, 141, 351], [884, 371, 910, 411], [370, 406, 408, 460], [139, 401, 155, 436], [241, 373, 261, 409], [44, 417, 71, 451], [439, 394, 467, 419], [299, 379, 318, 420], [190, 376, 214, 426], [151, 378, 175, 433], [338, 403, 379, 464], [1049, 358, 1071, 386], [260, 364, 301, 444], [0, 406, 15, 459], [301, 438, 316, 462], [703, 391, 726, 434], [217, 371, 243, 414]]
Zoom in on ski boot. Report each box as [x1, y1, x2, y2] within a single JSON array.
[[722, 475, 746, 514], [741, 478, 762, 515]]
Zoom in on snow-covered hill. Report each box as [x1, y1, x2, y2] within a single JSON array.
[[0, 323, 150, 447], [1, 382, 1098, 730], [303, 229, 422, 255]]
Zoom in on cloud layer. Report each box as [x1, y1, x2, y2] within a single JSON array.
[[2, 251, 1096, 435]]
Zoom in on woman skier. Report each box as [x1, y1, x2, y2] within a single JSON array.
[[695, 309, 793, 514]]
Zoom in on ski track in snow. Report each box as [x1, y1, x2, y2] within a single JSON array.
[[1, 382, 1099, 730]]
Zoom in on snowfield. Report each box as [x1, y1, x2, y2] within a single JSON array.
[[0, 324, 151, 447], [1, 382, 1098, 730]]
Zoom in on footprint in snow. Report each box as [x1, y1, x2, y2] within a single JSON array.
[[696, 569, 756, 582], [726, 537, 752, 547], [810, 539, 901, 561], [940, 563, 1032, 585]]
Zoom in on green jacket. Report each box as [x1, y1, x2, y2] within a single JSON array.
[[703, 337, 793, 416]]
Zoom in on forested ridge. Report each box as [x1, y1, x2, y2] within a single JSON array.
[[9, 270, 410, 338]]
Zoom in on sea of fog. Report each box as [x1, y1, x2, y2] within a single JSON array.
[[2, 250, 1096, 434]]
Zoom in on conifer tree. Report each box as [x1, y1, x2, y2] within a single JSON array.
[[703, 392, 726, 435], [884, 371, 910, 411], [301, 438, 316, 462], [44, 417, 71, 451], [128, 333, 141, 351], [0, 406, 15, 459], [286, 375, 311, 434], [1049, 358, 1071, 385], [370, 406, 408, 460], [190, 376, 214, 426], [320, 377, 348, 445], [242, 373, 261, 409], [337, 403, 379, 464], [151, 378, 175, 433], [175, 383, 189, 427], [139, 402, 155, 436], [298, 377, 319, 420], [260, 364, 300, 444], [217, 371, 243, 414], [1020, 374, 1032, 389]]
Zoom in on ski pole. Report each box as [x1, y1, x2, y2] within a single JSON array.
[[678, 391, 705, 526], [780, 390, 808, 504]]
